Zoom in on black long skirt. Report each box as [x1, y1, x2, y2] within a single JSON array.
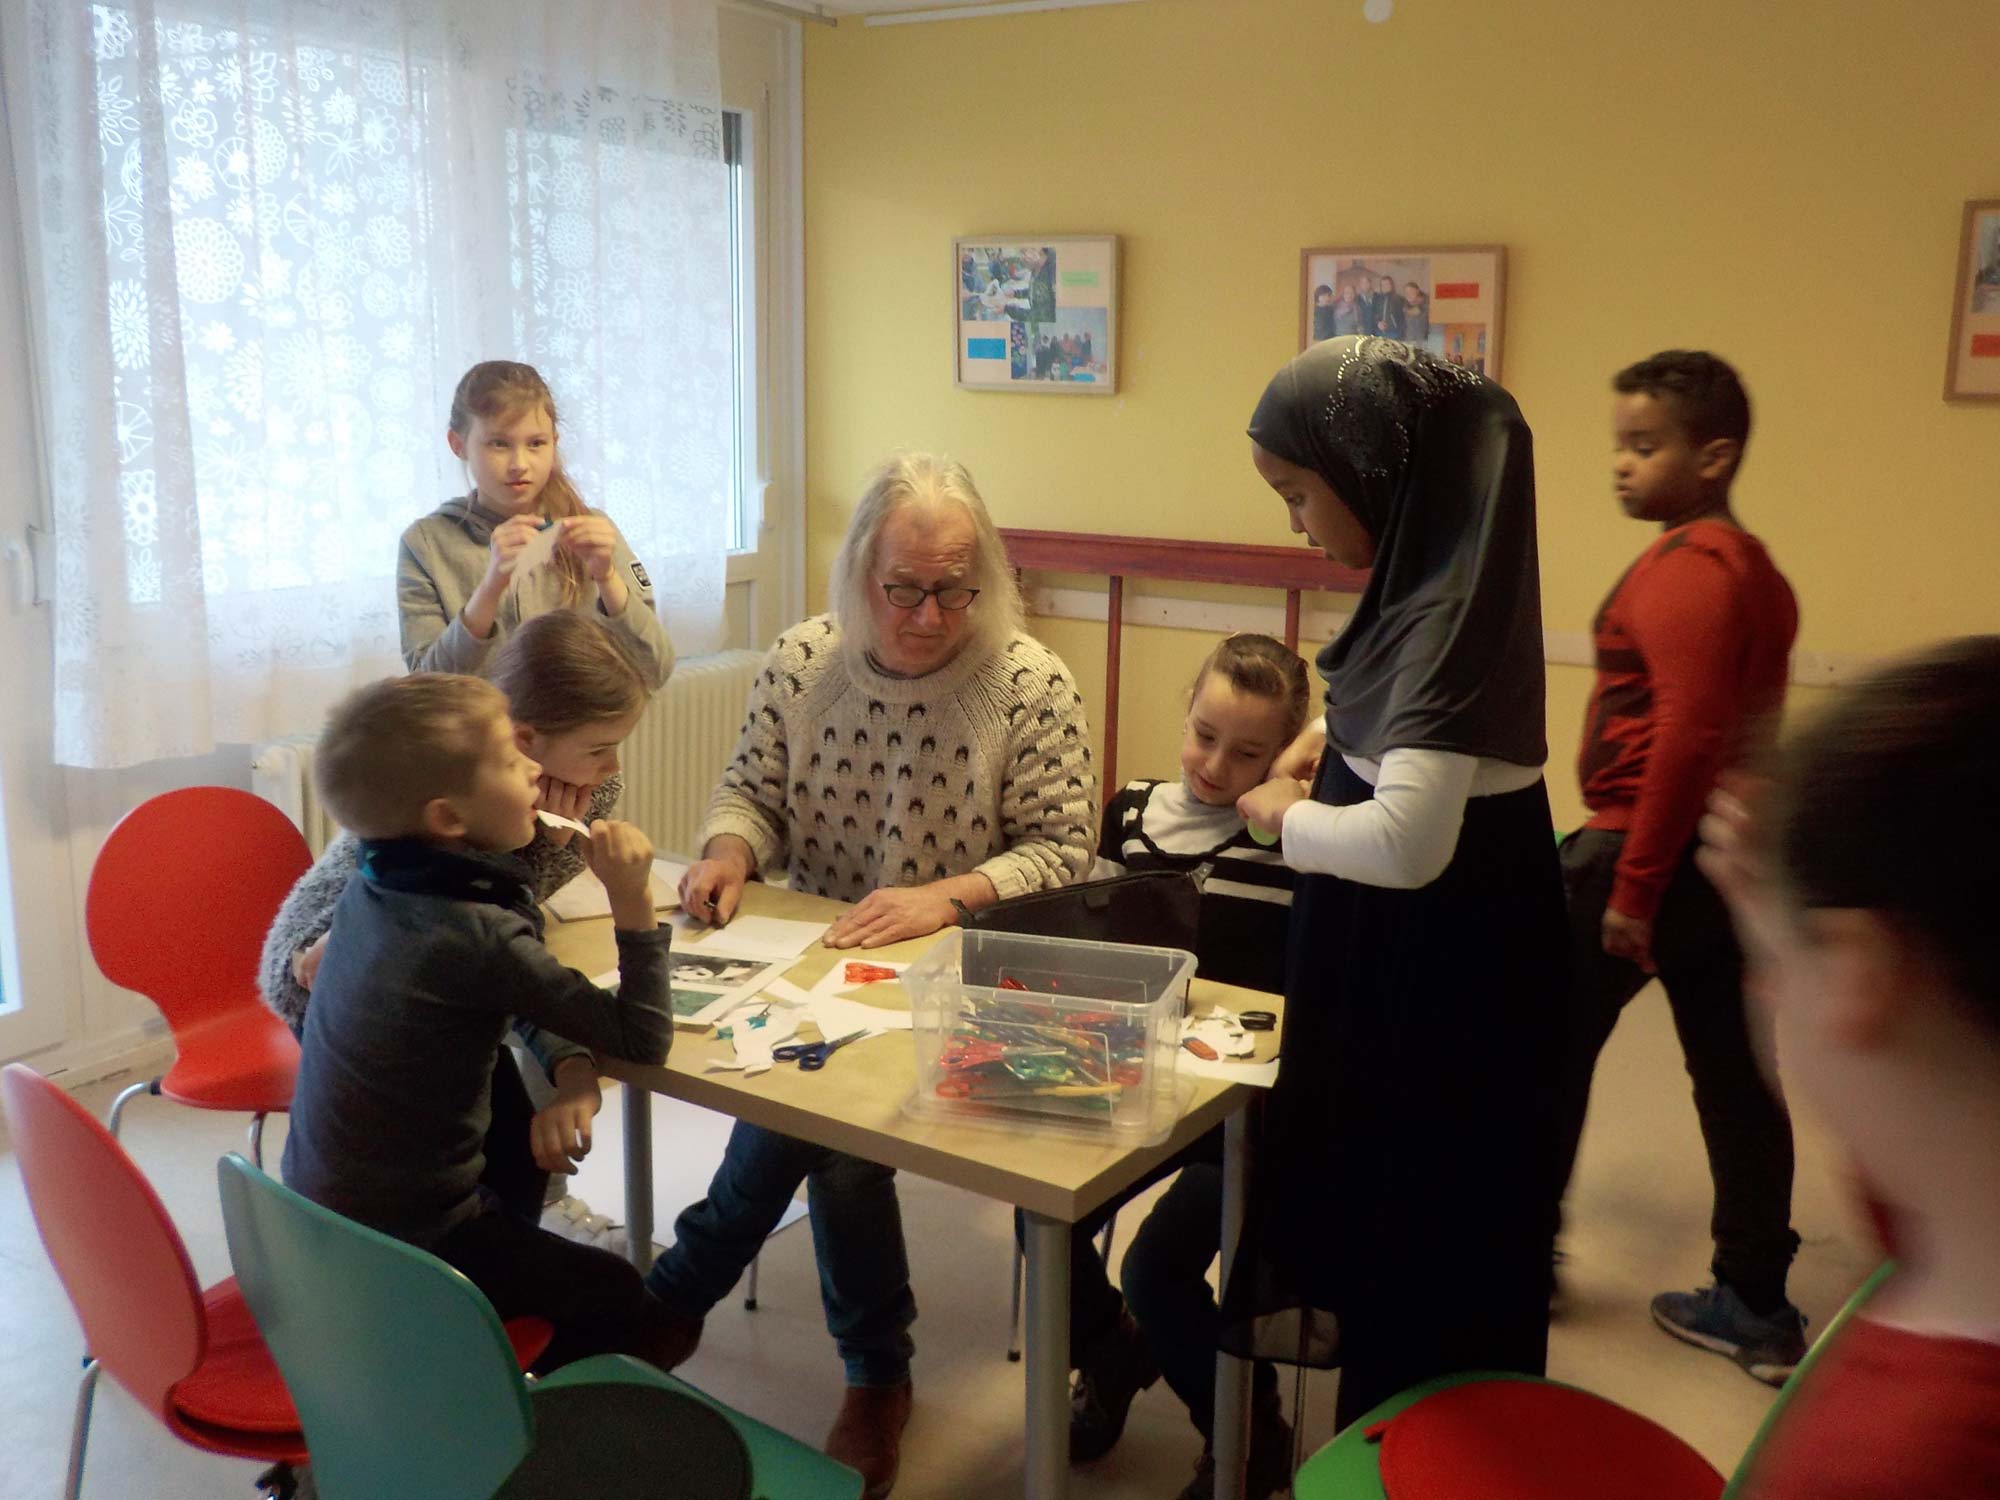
[[1219, 755, 1566, 1429]]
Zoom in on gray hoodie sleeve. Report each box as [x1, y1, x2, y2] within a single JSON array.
[[599, 521, 674, 690], [398, 532, 497, 675], [258, 832, 363, 1033]]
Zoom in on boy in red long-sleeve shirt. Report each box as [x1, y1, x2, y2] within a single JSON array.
[[1552, 351, 1807, 1382]]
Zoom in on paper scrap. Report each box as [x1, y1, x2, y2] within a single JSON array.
[[1178, 1055, 1280, 1088], [1179, 1009, 1256, 1060], [537, 809, 592, 837]]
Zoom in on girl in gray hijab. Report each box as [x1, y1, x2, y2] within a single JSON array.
[[1221, 336, 1566, 1431]]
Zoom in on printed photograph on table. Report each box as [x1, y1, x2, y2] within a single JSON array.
[[668, 951, 770, 988], [955, 234, 1119, 393], [1944, 199, 2000, 400], [1300, 243, 1506, 377]]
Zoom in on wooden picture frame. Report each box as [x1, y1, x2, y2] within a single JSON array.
[[954, 235, 1119, 394], [1945, 199, 2000, 402], [1300, 243, 1507, 378]]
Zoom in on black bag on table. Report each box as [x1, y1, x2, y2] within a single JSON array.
[[952, 869, 1201, 952]]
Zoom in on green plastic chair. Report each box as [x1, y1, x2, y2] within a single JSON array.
[[216, 1155, 862, 1500], [1293, 1262, 1897, 1500]]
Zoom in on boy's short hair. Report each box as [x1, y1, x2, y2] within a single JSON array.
[[316, 674, 509, 839], [1314, 284, 1333, 299], [1613, 350, 1753, 452]]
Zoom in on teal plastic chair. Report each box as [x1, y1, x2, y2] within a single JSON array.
[[216, 1156, 861, 1500], [1292, 1262, 1897, 1499]]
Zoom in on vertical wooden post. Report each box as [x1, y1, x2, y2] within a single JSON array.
[[1103, 574, 1123, 803], [1283, 589, 1302, 652]]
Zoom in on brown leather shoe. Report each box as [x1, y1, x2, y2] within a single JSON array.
[[824, 1380, 914, 1500]]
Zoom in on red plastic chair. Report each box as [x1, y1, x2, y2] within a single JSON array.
[[87, 787, 311, 1166], [0, 1063, 308, 1500]]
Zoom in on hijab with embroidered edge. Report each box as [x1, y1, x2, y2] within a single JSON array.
[[1248, 336, 1547, 767]]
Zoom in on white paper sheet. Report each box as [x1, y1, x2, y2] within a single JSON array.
[[807, 958, 909, 999], [804, 990, 914, 1036], [679, 914, 828, 963], [546, 860, 685, 922]]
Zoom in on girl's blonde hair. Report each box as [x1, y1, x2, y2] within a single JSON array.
[[1191, 634, 1312, 741], [449, 360, 591, 605], [489, 611, 651, 737], [827, 452, 1024, 667]]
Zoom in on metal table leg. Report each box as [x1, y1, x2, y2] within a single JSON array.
[[623, 1084, 655, 1272], [1212, 1103, 1253, 1500], [1022, 1210, 1071, 1500]]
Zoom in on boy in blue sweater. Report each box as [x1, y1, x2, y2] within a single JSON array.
[[283, 672, 680, 1371]]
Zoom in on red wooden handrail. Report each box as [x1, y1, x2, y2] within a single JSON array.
[[1000, 528, 1368, 800]]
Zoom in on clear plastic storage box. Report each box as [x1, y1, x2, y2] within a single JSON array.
[[903, 928, 1196, 1143]]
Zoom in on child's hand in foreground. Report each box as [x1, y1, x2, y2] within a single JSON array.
[[1238, 777, 1309, 841], [530, 1057, 602, 1174], [586, 819, 656, 924]]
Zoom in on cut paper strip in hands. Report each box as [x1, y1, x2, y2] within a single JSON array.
[[538, 808, 592, 837], [507, 518, 563, 588]]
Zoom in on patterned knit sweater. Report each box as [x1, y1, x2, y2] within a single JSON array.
[[258, 776, 623, 1034], [704, 617, 1097, 902]]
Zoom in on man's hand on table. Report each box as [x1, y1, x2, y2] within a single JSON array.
[[680, 835, 756, 927], [823, 872, 996, 949]]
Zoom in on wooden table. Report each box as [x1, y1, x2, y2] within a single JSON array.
[[543, 881, 1283, 1500]]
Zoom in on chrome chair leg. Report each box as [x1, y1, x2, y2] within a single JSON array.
[[105, 1078, 158, 1141], [744, 1251, 760, 1311], [248, 1112, 267, 1170], [65, 1360, 102, 1500]]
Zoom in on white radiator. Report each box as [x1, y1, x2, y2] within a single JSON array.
[[250, 738, 344, 856], [249, 649, 762, 862], [620, 649, 762, 859]]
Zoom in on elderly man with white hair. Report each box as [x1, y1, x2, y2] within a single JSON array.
[[647, 452, 1097, 1498]]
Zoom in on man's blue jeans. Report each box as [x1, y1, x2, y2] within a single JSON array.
[[644, 1119, 917, 1387]]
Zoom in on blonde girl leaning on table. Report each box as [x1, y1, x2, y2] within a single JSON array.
[[398, 359, 673, 689], [259, 612, 653, 1243]]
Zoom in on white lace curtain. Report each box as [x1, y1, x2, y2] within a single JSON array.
[[16, 0, 730, 768]]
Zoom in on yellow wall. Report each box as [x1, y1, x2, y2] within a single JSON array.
[[803, 0, 1996, 823]]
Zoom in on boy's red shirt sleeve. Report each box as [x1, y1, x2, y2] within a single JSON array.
[[1610, 544, 1749, 921]]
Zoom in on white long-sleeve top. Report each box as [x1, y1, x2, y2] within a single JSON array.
[[1280, 748, 1542, 890]]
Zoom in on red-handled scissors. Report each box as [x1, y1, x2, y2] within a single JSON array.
[[772, 1029, 869, 1071]]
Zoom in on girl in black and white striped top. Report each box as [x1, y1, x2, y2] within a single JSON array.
[[1068, 634, 1311, 1493], [1094, 634, 1309, 995]]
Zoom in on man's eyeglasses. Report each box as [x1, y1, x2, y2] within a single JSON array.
[[880, 583, 980, 611]]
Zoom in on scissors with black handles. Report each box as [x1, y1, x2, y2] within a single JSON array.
[[772, 1028, 870, 1071]]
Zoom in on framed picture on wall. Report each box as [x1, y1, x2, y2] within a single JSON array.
[[1300, 244, 1507, 377], [1945, 199, 2000, 402], [954, 235, 1119, 394]]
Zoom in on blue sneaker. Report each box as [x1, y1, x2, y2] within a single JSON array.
[[1651, 1282, 1808, 1386]]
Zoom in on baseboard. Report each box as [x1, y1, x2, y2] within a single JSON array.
[[25, 1026, 177, 1092]]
